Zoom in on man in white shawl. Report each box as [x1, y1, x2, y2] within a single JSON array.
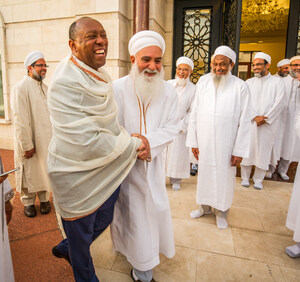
[[47, 17, 149, 282], [241, 52, 285, 189], [278, 56, 300, 180], [0, 156, 14, 282], [11, 51, 52, 217], [110, 30, 180, 282], [286, 91, 300, 258], [187, 46, 251, 229], [166, 56, 196, 190], [265, 58, 290, 178]]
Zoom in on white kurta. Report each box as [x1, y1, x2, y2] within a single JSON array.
[[11, 76, 52, 193], [111, 75, 180, 271], [286, 113, 300, 242], [0, 158, 15, 282], [241, 73, 285, 170], [280, 75, 300, 162], [186, 73, 251, 211], [166, 79, 195, 178]]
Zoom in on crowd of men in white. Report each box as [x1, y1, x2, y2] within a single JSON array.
[[2, 17, 300, 282]]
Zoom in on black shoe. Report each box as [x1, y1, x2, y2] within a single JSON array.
[[130, 269, 156, 282], [40, 201, 51, 214], [190, 168, 197, 176], [52, 246, 71, 265], [24, 205, 37, 217]]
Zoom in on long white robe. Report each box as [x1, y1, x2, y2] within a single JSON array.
[[111, 75, 180, 271], [166, 79, 195, 178], [280, 75, 300, 162], [11, 75, 52, 193], [241, 73, 285, 170], [0, 157, 14, 282], [186, 73, 251, 211], [286, 113, 300, 242]]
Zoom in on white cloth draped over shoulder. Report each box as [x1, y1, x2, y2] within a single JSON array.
[[166, 79, 196, 178], [11, 76, 52, 193], [47, 54, 141, 219], [286, 113, 300, 242], [0, 157, 14, 282], [111, 75, 180, 271], [241, 73, 285, 170], [186, 73, 251, 211], [280, 75, 300, 162]]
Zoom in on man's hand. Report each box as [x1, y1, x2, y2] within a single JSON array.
[[231, 155, 242, 167], [0, 174, 8, 184], [5, 201, 13, 224], [254, 116, 268, 126], [23, 148, 35, 159], [192, 148, 199, 160], [131, 133, 151, 161]]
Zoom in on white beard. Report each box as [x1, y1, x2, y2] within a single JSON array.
[[32, 68, 45, 81], [211, 67, 231, 88], [290, 68, 300, 79], [130, 63, 165, 104], [175, 75, 188, 87]]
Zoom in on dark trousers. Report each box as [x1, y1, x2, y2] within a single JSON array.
[[56, 187, 120, 282]]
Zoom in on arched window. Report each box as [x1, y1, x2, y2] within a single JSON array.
[[0, 12, 9, 123]]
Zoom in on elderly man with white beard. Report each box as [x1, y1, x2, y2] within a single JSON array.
[[241, 52, 285, 189], [110, 30, 180, 282], [187, 46, 251, 229], [277, 56, 300, 180], [275, 59, 290, 78], [166, 56, 196, 191]]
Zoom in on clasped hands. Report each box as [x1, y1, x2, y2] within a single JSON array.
[[254, 115, 268, 126], [132, 133, 151, 161], [192, 148, 242, 167]]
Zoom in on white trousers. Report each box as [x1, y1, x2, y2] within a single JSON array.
[[241, 165, 266, 185], [278, 158, 290, 174], [20, 188, 50, 206]]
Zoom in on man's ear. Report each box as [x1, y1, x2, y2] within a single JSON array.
[[69, 39, 77, 53], [266, 63, 270, 70], [130, 55, 135, 64], [230, 62, 235, 69]]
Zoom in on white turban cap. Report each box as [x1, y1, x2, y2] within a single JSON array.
[[213, 46, 236, 64], [277, 59, 290, 68], [254, 52, 271, 64], [176, 56, 194, 70], [290, 56, 300, 63], [24, 51, 45, 69], [128, 30, 165, 56]]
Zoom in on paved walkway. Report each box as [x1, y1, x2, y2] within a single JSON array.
[[2, 149, 300, 281]]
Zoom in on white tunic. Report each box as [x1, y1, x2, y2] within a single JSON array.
[[241, 73, 285, 170], [166, 79, 196, 178], [11, 76, 52, 193], [186, 73, 251, 211], [280, 75, 300, 162], [0, 158, 14, 282], [111, 75, 180, 271], [286, 114, 300, 242]]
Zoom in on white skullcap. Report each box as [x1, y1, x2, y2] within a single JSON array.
[[254, 52, 271, 64], [277, 59, 290, 68], [213, 45, 236, 64], [176, 56, 194, 70], [290, 56, 300, 63], [128, 30, 165, 56], [24, 51, 45, 69]]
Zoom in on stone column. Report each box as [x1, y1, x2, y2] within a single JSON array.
[[133, 0, 149, 33]]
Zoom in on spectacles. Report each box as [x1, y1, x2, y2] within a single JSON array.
[[212, 62, 229, 67], [177, 67, 189, 72], [252, 63, 265, 67], [290, 64, 300, 67], [32, 64, 49, 68]]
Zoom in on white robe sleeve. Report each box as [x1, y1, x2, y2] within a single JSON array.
[[180, 85, 196, 133], [186, 86, 199, 148], [11, 82, 34, 152]]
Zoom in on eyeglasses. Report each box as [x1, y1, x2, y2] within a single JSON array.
[[252, 63, 265, 67], [32, 64, 49, 68], [290, 64, 300, 67], [177, 67, 190, 72]]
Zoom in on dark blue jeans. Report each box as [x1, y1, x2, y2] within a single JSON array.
[[56, 187, 120, 282]]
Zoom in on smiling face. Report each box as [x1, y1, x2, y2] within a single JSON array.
[[290, 59, 300, 78], [69, 18, 108, 70], [212, 55, 233, 76], [176, 63, 191, 79], [278, 64, 290, 76], [28, 58, 47, 81], [252, 58, 269, 77]]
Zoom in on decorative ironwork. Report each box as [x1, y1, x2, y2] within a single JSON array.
[[182, 9, 212, 84], [223, 0, 237, 50], [297, 10, 300, 55]]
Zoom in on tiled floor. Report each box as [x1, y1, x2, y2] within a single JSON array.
[[90, 176, 300, 282]]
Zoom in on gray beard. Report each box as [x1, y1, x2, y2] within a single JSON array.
[[130, 63, 165, 104], [32, 68, 45, 81], [290, 69, 300, 79], [211, 68, 231, 88], [278, 71, 288, 77]]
